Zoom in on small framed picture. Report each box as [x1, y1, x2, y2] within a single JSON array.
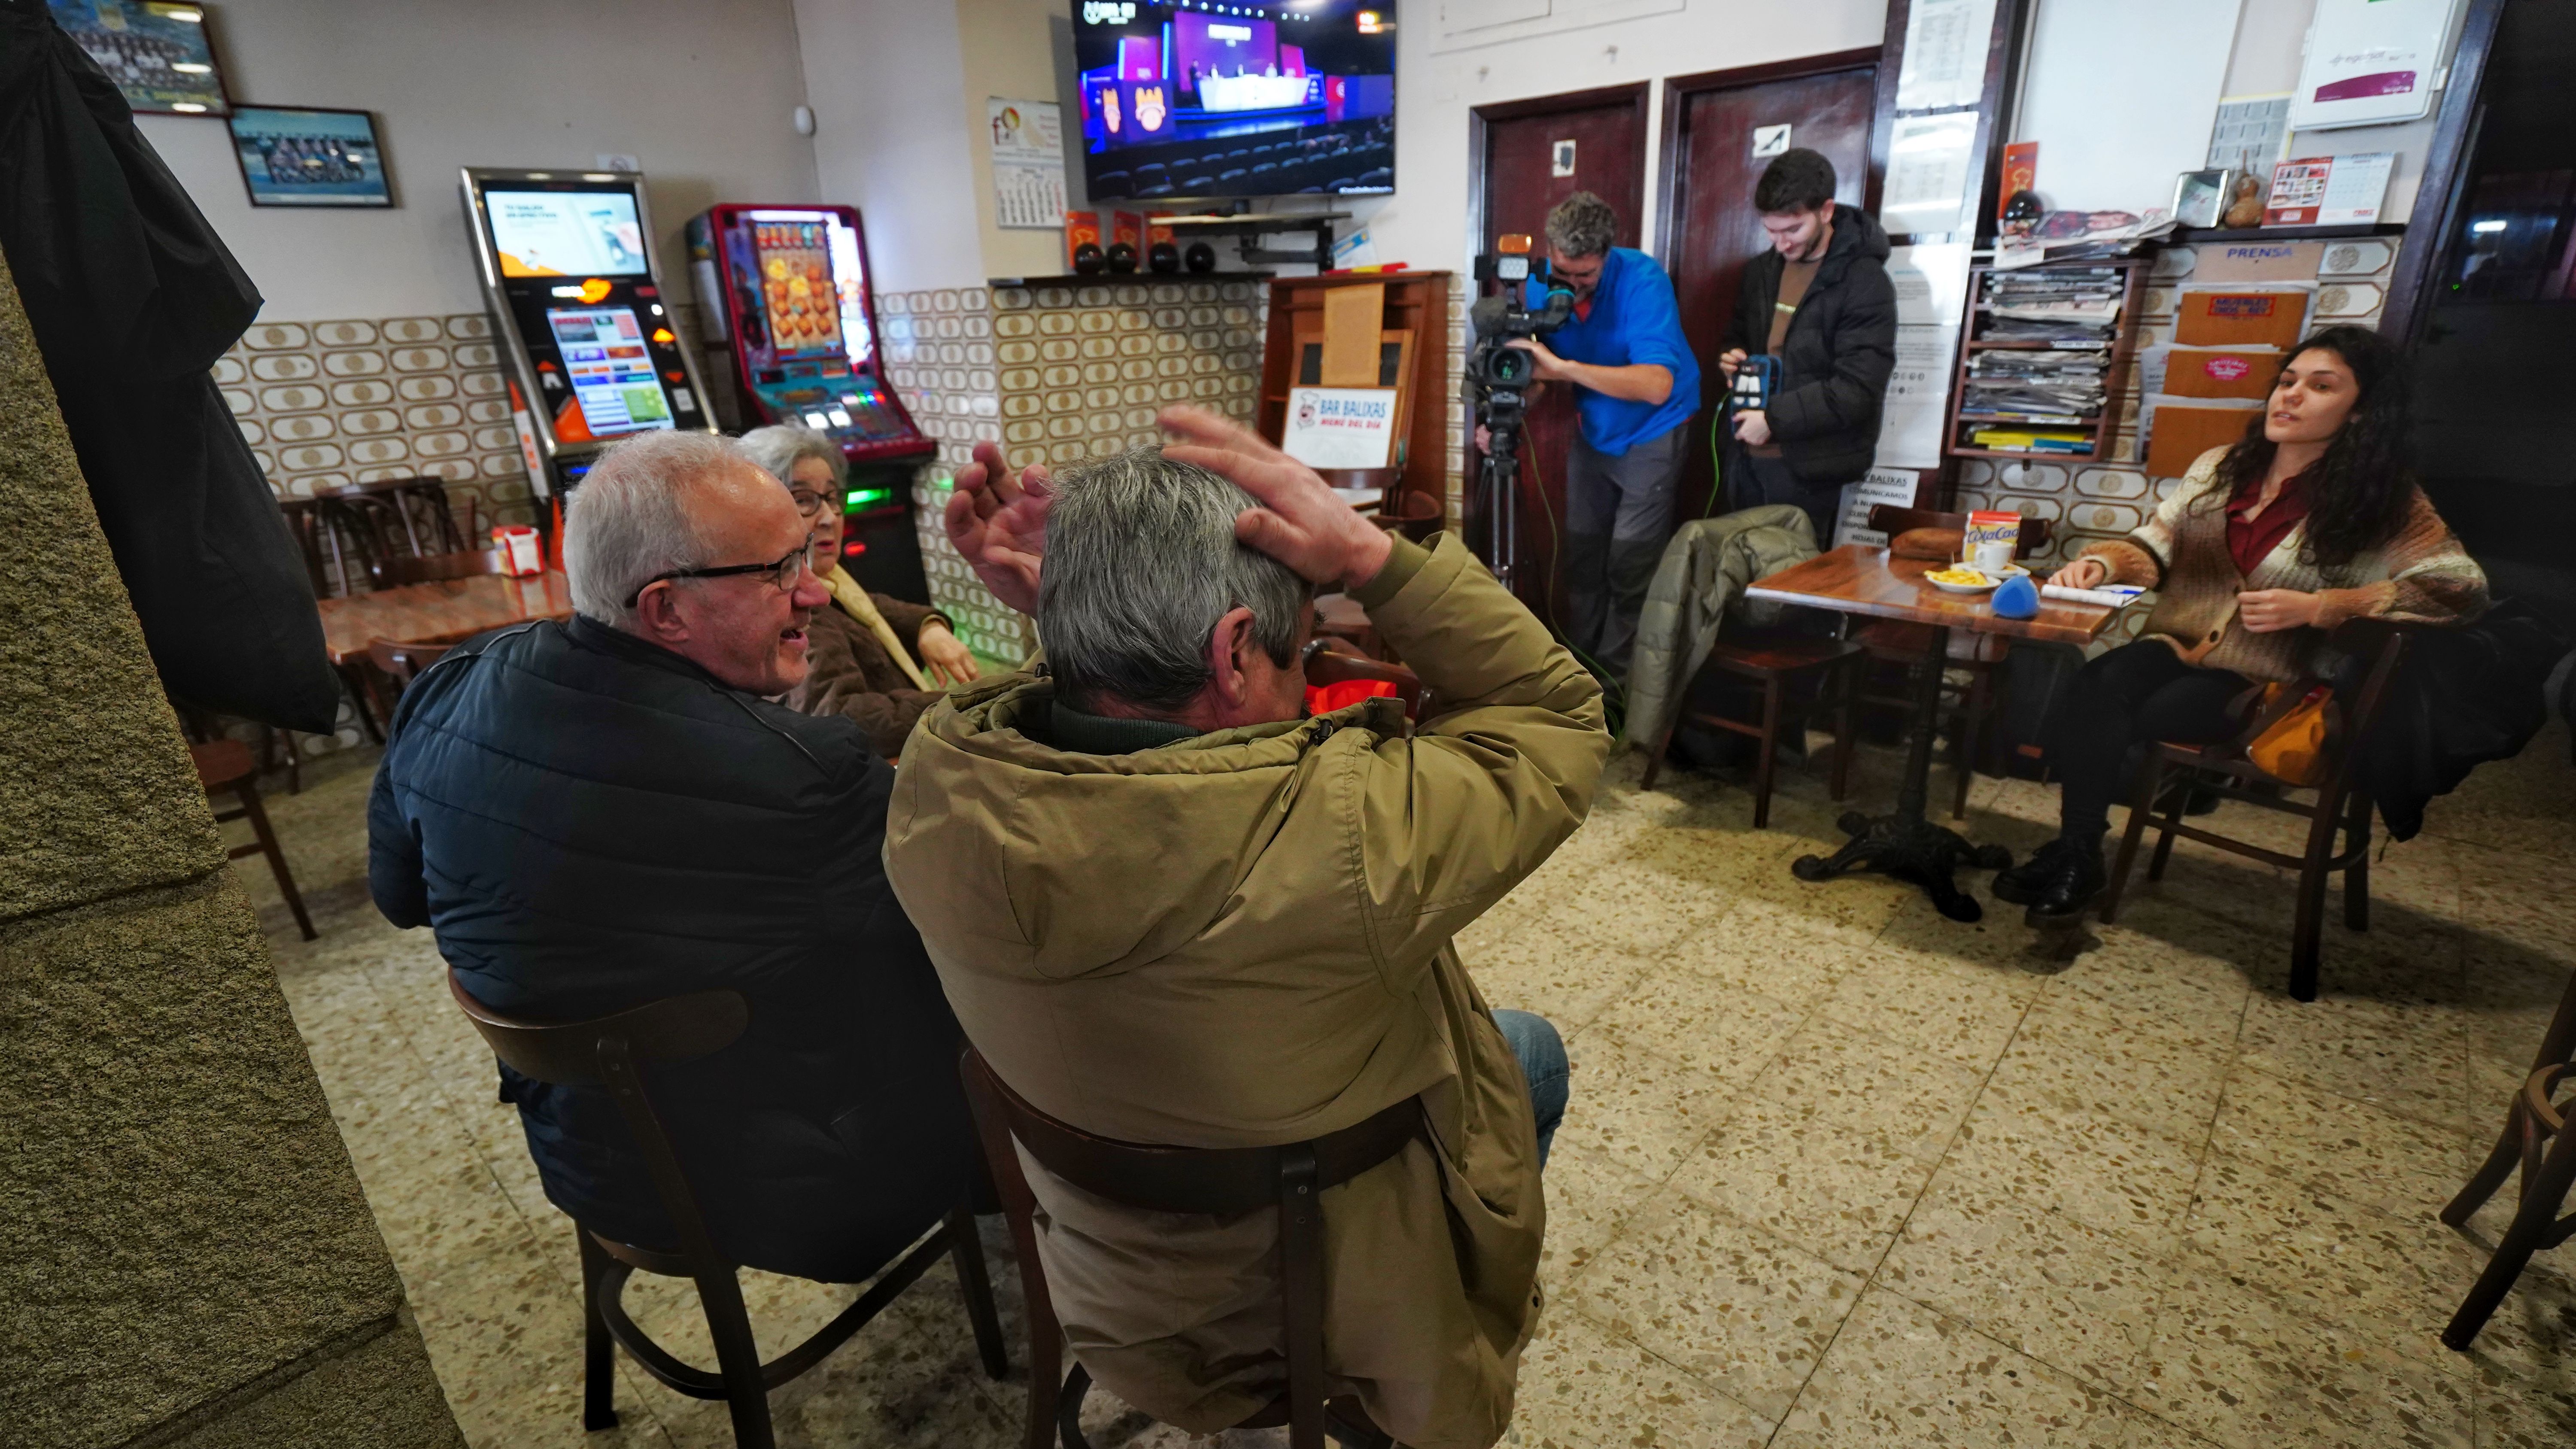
[[2173, 167, 2239, 229], [227, 106, 393, 207], [48, 0, 230, 115]]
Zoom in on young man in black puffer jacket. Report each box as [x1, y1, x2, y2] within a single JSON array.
[[1717, 149, 1899, 549], [368, 431, 977, 1283]]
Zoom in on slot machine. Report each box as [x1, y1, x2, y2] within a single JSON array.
[[460, 167, 718, 504], [687, 204, 933, 597]]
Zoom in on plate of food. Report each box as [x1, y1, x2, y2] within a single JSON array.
[[1924, 565, 2001, 594]]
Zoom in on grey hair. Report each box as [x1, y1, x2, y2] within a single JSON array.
[[1544, 191, 1619, 258], [737, 424, 847, 491], [1037, 446, 1310, 713], [562, 431, 744, 626]]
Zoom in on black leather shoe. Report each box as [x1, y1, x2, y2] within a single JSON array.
[[1990, 836, 2105, 916]]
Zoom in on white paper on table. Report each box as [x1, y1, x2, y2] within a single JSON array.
[[988, 98, 1067, 229], [1873, 326, 1959, 471], [1881, 113, 1981, 237], [1282, 387, 1398, 469], [1894, 0, 1999, 111], [1835, 469, 1924, 550], [2314, 152, 2397, 224]]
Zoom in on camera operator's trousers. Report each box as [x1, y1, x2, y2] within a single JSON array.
[[1564, 424, 1686, 683]]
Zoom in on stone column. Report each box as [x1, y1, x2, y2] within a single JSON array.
[[0, 258, 465, 1445]]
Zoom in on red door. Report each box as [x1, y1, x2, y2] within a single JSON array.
[[1469, 84, 1649, 620], [1660, 56, 1879, 519]]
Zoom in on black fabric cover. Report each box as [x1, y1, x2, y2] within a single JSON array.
[[1717, 206, 1899, 488], [2339, 600, 2569, 841], [0, 0, 337, 730], [367, 616, 976, 1282]]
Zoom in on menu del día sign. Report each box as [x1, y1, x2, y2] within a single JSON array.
[[1281, 386, 1399, 470]]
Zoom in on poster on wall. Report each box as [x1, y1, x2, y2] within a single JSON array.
[[1880, 112, 1981, 239], [48, 0, 229, 115], [1281, 387, 1397, 469], [2288, 0, 2465, 131], [1893, 0, 2000, 112], [227, 106, 392, 207], [989, 98, 1068, 230]]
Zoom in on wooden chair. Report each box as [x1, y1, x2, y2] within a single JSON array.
[[2442, 965, 2576, 1349], [370, 546, 508, 588], [1639, 630, 1862, 830], [1370, 491, 1444, 545], [1303, 638, 1426, 720], [2097, 617, 2414, 1002], [1851, 505, 2057, 819], [446, 973, 1008, 1449], [191, 739, 316, 941], [359, 638, 458, 726], [960, 1046, 1403, 1449]]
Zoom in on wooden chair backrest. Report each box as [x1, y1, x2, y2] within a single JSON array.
[[1866, 504, 2055, 558], [1373, 491, 1444, 545], [2316, 616, 2413, 786], [446, 972, 749, 1086], [1303, 639, 1426, 719], [367, 637, 456, 687], [373, 547, 508, 587]]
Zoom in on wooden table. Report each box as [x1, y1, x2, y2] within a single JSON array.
[[1744, 545, 2120, 921], [315, 570, 576, 666]]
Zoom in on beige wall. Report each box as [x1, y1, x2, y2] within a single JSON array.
[[957, 0, 1079, 280], [140, 0, 820, 322]]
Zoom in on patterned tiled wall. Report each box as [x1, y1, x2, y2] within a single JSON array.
[[875, 278, 1274, 665], [1948, 237, 2400, 651], [219, 314, 543, 534]]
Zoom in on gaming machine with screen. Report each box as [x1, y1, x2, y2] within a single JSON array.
[[1073, 0, 1396, 202], [684, 204, 930, 467], [460, 167, 717, 500]]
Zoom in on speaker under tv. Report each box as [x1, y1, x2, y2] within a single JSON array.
[[1072, 0, 1396, 204]]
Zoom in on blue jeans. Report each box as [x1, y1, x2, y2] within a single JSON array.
[[1492, 1009, 1568, 1168]]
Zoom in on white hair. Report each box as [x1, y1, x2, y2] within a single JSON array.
[[737, 424, 847, 492], [1037, 446, 1309, 712], [562, 431, 747, 627]]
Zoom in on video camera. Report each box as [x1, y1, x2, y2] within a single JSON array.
[[1465, 235, 1577, 593], [1466, 237, 1577, 413]]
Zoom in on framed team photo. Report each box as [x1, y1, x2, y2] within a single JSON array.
[[227, 106, 394, 207], [48, 0, 231, 115]]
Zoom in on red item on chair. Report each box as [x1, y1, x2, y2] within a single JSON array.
[[1305, 678, 1396, 715]]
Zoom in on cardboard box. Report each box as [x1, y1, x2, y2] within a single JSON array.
[[2163, 347, 2280, 401], [2146, 401, 2260, 478], [2173, 288, 2310, 349]]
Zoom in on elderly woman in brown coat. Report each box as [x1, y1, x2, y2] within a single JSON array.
[[739, 426, 980, 757]]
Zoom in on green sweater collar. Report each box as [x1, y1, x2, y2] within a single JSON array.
[[1046, 702, 1203, 755]]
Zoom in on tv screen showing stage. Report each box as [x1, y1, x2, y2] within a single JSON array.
[[1072, 0, 1395, 202]]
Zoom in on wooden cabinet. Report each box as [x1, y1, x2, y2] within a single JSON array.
[[1258, 272, 1454, 518]]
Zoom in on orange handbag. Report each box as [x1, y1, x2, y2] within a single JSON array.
[[2231, 680, 2341, 786]]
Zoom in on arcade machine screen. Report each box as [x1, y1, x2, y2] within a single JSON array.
[[462, 170, 716, 498], [687, 204, 931, 467]]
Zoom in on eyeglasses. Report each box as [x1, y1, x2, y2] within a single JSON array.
[[624, 545, 810, 608], [787, 487, 831, 518]]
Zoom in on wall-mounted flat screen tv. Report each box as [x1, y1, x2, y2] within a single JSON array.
[[1072, 0, 1395, 203]]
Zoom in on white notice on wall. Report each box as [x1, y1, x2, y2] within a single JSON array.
[[1875, 329, 1959, 471], [1282, 387, 1398, 470], [2290, 0, 2463, 131], [1894, 0, 2000, 111], [1835, 469, 1924, 551], [2315, 152, 2397, 224], [988, 98, 1067, 229], [1880, 112, 1981, 238]]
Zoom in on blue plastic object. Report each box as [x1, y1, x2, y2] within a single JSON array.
[[1991, 573, 2041, 619]]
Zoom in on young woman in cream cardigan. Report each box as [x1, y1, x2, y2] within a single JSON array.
[[1992, 325, 2487, 917]]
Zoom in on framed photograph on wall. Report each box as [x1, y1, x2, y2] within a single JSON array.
[[227, 106, 393, 207], [48, 0, 230, 115]]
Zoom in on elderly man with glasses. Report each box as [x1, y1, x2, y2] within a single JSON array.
[[366, 429, 982, 1285]]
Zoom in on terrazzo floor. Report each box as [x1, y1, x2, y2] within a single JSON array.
[[230, 725, 2576, 1449]]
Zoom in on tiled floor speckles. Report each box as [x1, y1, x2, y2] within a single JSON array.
[[230, 722, 2576, 1447]]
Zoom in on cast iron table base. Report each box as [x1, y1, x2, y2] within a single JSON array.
[[1791, 622, 2012, 922]]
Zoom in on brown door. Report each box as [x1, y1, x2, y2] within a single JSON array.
[[1659, 54, 1880, 520], [1468, 84, 1649, 618]]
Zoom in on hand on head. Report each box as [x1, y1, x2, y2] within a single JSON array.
[[945, 440, 1053, 615], [1157, 405, 1394, 592]]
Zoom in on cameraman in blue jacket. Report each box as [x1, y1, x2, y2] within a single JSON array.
[[1477, 190, 1699, 683]]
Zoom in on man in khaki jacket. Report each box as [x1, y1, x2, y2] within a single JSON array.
[[884, 407, 1607, 1448]]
